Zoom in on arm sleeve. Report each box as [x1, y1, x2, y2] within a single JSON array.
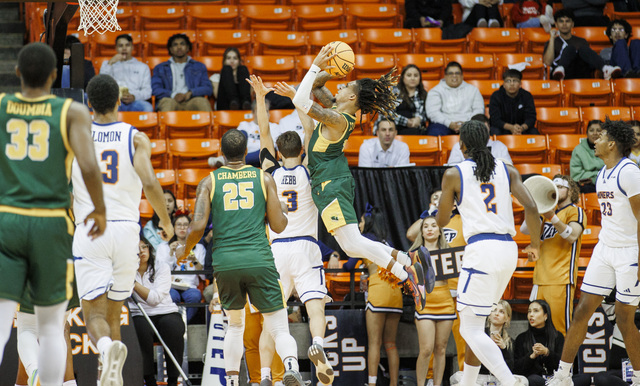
[[293, 64, 321, 114], [144, 263, 172, 307]]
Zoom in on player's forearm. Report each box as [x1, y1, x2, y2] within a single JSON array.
[[144, 180, 171, 225], [293, 64, 321, 113], [523, 210, 542, 248], [312, 72, 336, 107], [184, 227, 205, 258]]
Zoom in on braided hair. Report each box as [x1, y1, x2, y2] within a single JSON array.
[[459, 120, 495, 183], [355, 68, 399, 119]]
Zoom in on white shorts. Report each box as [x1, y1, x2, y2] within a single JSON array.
[[271, 237, 329, 304], [581, 241, 640, 306], [73, 221, 140, 302], [457, 237, 518, 316]]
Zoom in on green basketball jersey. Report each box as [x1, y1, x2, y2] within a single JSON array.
[[210, 165, 274, 272], [0, 93, 73, 210], [307, 110, 356, 186]]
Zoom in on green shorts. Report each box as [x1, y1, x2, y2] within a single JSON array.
[[19, 276, 79, 314], [0, 211, 74, 306], [214, 265, 285, 313], [312, 177, 358, 234]]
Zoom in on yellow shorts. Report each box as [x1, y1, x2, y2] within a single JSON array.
[[366, 272, 403, 313], [415, 285, 456, 320]]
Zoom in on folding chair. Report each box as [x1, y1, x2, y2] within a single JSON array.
[[240, 5, 294, 31], [414, 28, 467, 54], [253, 30, 308, 56], [612, 78, 640, 106], [495, 53, 545, 80], [345, 3, 401, 29], [535, 107, 581, 135], [294, 4, 345, 31], [359, 28, 414, 54], [159, 111, 213, 139], [562, 79, 614, 108], [396, 54, 445, 80], [186, 4, 240, 30], [136, 5, 186, 31], [496, 134, 548, 163], [520, 80, 563, 108], [118, 111, 161, 139], [143, 30, 196, 58], [445, 53, 495, 80], [468, 28, 521, 54], [196, 29, 252, 57], [245, 55, 297, 82], [521, 28, 550, 54], [580, 106, 632, 132], [307, 29, 359, 53], [513, 163, 563, 179], [395, 135, 440, 166], [168, 139, 221, 170]]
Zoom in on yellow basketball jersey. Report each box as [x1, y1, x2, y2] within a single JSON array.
[[533, 204, 585, 286]]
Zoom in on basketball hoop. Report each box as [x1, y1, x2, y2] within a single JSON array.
[[76, 0, 121, 35]]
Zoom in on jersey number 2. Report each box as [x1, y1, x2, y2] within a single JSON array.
[[223, 182, 254, 211], [480, 183, 497, 214], [5, 118, 50, 161]]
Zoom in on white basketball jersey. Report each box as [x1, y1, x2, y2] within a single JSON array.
[[72, 121, 142, 224], [596, 158, 640, 247], [455, 159, 516, 241], [269, 165, 318, 241]]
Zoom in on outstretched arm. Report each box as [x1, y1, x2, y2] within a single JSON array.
[[264, 172, 288, 233], [273, 81, 315, 160], [246, 75, 277, 170]]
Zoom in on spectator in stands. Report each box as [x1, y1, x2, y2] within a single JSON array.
[[210, 47, 251, 111], [461, 0, 503, 27], [272, 109, 307, 145], [511, 0, 554, 31], [489, 69, 538, 136], [156, 212, 206, 323], [600, 19, 640, 77], [142, 190, 177, 252], [152, 33, 212, 112], [561, 0, 609, 26], [404, 0, 453, 28], [62, 35, 95, 90], [237, 99, 278, 168], [629, 120, 640, 165], [570, 119, 605, 193], [425, 62, 484, 136], [544, 9, 621, 80], [358, 119, 411, 168], [384, 64, 428, 135], [130, 237, 185, 386], [99, 34, 152, 112], [447, 114, 512, 165], [514, 300, 564, 386]]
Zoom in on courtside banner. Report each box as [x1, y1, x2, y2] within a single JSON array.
[[429, 246, 465, 281], [202, 305, 227, 385], [577, 306, 613, 374], [312, 309, 367, 386]]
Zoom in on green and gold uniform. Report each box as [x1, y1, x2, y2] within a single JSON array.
[[307, 110, 358, 233], [0, 93, 75, 306], [210, 165, 285, 313]]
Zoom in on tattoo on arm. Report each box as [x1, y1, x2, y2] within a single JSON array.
[[193, 178, 210, 222], [308, 104, 344, 127], [312, 86, 336, 107]]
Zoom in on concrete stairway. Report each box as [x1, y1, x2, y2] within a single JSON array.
[[0, 2, 25, 94]]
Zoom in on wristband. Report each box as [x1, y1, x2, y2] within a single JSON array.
[[559, 226, 573, 239], [551, 215, 561, 225]]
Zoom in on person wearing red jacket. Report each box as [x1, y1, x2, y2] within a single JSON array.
[[511, 0, 554, 31]]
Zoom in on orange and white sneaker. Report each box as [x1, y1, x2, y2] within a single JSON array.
[[409, 246, 436, 293], [403, 262, 426, 310]]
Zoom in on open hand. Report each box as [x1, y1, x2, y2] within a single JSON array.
[[312, 44, 338, 72], [246, 74, 273, 98], [273, 81, 297, 100]]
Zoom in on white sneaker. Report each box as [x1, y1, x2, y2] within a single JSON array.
[[603, 65, 622, 80], [477, 18, 487, 28], [632, 375, 640, 386], [545, 370, 573, 386], [488, 18, 500, 28], [99, 341, 128, 386], [308, 344, 334, 385], [545, 4, 554, 21], [28, 369, 39, 386], [552, 66, 565, 80], [540, 15, 552, 32]]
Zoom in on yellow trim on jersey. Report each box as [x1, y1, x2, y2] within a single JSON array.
[[0, 93, 6, 106], [59, 98, 74, 181], [321, 180, 332, 191], [311, 113, 354, 153], [0, 205, 74, 235], [278, 279, 286, 307], [321, 198, 347, 234], [210, 171, 216, 202], [15, 93, 56, 103], [260, 169, 267, 199], [66, 261, 74, 300]]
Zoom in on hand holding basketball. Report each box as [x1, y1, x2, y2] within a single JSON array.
[[312, 44, 337, 72], [325, 41, 355, 78]]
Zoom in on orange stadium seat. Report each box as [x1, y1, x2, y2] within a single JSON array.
[[308, 29, 359, 53], [240, 5, 294, 31], [145, 56, 166, 76], [580, 106, 632, 132], [521, 80, 563, 108], [535, 107, 581, 135], [118, 111, 161, 139], [395, 54, 445, 80], [153, 169, 177, 193], [511, 257, 535, 313], [269, 109, 295, 123], [169, 139, 221, 170], [521, 28, 550, 54], [159, 111, 213, 139], [414, 28, 467, 54], [186, 4, 240, 30], [422, 79, 441, 91], [139, 199, 154, 223], [253, 30, 308, 56], [465, 79, 501, 106], [197, 30, 252, 57], [213, 110, 253, 138], [91, 56, 108, 75], [353, 54, 396, 80], [294, 4, 345, 31], [194, 56, 224, 77], [296, 55, 316, 79], [468, 28, 521, 53], [359, 28, 414, 54], [613, 78, 640, 106], [91, 30, 142, 58], [237, 0, 280, 4], [445, 53, 495, 80], [575, 256, 591, 299], [582, 193, 601, 227], [177, 169, 214, 199], [501, 3, 514, 27], [495, 53, 545, 80], [547, 134, 584, 171], [343, 136, 373, 166], [245, 55, 297, 82], [496, 134, 548, 163], [514, 163, 563, 179], [352, 111, 375, 135], [572, 27, 610, 53], [452, 3, 463, 23], [345, 3, 401, 29], [612, 11, 640, 26], [143, 30, 196, 58], [562, 79, 614, 108], [580, 225, 601, 257], [135, 5, 186, 30], [288, 0, 333, 4], [149, 139, 169, 169], [440, 135, 460, 165], [396, 135, 440, 166], [325, 260, 363, 301]]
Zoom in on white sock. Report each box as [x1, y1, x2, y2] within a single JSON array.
[[35, 302, 68, 386], [558, 360, 572, 376], [225, 375, 239, 386], [96, 336, 112, 357], [391, 262, 408, 282], [16, 312, 39, 378], [368, 375, 377, 384], [283, 356, 299, 372], [396, 251, 411, 266], [312, 336, 324, 347], [261, 367, 271, 380], [634, 369, 640, 378], [63, 381, 77, 386], [263, 308, 298, 363], [224, 309, 245, 373], [459, 364, 481, 386]]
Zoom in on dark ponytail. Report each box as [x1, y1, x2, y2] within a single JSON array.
[[459, 120, 495, 183]]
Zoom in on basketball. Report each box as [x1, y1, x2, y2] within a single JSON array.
[[326, 41, 355, 77]]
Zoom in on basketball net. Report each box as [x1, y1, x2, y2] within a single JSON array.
[[76, 0, 121, 35]]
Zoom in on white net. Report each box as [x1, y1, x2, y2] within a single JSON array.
[[76, 0, 121, 35]]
